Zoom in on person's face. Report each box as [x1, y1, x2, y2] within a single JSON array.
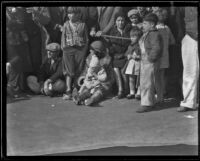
[[130, 35, 138, 44], [68, 12, 79, 22], [156, 12, 164, 22], [47, 51, 58, 59], [116, 16, 125, 30], [130, 15, 139, 24], [142, 20, 154, 33]]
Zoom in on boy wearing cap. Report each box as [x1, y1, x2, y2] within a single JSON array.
[[27, 43, 65, 96], [137, 13, 163, 113], [73, 41, 115, 106]]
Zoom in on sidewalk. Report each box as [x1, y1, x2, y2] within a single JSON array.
[[6, 94, 198, 155]]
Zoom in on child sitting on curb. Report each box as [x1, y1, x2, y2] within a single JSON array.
[[72, 41, 114, 106]]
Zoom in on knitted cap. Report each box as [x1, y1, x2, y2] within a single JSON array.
[[127, 9, 139, 18], [46, 43, 61, 52]]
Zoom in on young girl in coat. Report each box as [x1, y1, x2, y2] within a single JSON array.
[[124, 27, 143, 99], [61, 7, 89, 100]]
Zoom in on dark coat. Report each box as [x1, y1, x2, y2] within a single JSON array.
[[142, 29, 163, 63], [6, 16, 33, 73], [24, 12, 42, 72], [109, 25, 131, 59], [78, 7, 98, 31], [38, 57, 63, 83]]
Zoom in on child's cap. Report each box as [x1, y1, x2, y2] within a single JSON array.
[[46, 43, 61, 52], [143, 13, 158, 25], [127, 9, 139, 18], [90, 41, 106, 54]]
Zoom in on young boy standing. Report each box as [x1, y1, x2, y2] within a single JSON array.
[[137, 13, 163, 113]]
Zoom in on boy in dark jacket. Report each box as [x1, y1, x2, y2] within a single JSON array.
[[137, 13, 163, 113], [27, 43, 65, 96]]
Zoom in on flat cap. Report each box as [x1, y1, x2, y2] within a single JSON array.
[[46, 43, 61, 52]]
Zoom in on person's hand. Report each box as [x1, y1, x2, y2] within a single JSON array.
[[90, 29, 96, 37], [43, 79, 52, 95], [6, 62, 11, 75], [54, 24, 63, 32], [95, 31, 103, 37]]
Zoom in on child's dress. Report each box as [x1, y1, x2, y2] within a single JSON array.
[[124, 43, 141, 76]]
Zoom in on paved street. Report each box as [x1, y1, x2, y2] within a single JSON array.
[[6, 94, 198, 156]]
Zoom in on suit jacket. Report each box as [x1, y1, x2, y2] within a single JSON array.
[[38, 57, 63, 83], [142, 29, 163, 63]]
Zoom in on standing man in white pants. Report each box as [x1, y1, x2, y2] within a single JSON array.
[[178, 7, 199, 112]]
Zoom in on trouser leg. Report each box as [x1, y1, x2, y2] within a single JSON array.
[[180, 35, 199, 109]]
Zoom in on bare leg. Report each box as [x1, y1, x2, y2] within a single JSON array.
[[129, 75, 136, 95], [114, 68, 123, 95]]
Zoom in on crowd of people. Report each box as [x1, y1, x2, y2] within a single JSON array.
[[6, 6, 199, 113]]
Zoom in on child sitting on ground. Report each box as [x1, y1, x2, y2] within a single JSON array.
[[72, 41, 114, 106], [124, 27, 143, 99]]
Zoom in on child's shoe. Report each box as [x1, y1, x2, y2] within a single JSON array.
[[126, 94, 135, 99]]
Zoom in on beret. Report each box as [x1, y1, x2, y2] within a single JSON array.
[[46, 43, 61, 52]]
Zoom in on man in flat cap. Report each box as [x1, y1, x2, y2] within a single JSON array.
[[27, 43, 65, 96]]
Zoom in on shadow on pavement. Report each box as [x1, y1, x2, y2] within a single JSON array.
[[45, 144, 198, 156], [152, 99, 180, 112]]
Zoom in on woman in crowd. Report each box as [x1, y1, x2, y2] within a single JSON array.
[[108, 13, 130, 98], [61, 7, 89, 100]]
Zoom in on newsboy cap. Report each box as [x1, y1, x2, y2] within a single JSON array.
[[127, 9, 139, 18], [46, 43, 61, 52]]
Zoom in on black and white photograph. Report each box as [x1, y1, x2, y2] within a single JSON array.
[[1, 0, 199, 158]]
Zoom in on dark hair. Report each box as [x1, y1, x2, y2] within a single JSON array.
[[67, 7, 80, 14], [130, 27, 143, 38], [143, 13, 158, 25], [90, 47, 105, 59], [114, 12, 126, 22]]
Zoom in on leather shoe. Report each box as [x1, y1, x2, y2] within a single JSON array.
[[136, 106, 152, 113], [126, 94, 135, 99], [177, 106, 190, 112]]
